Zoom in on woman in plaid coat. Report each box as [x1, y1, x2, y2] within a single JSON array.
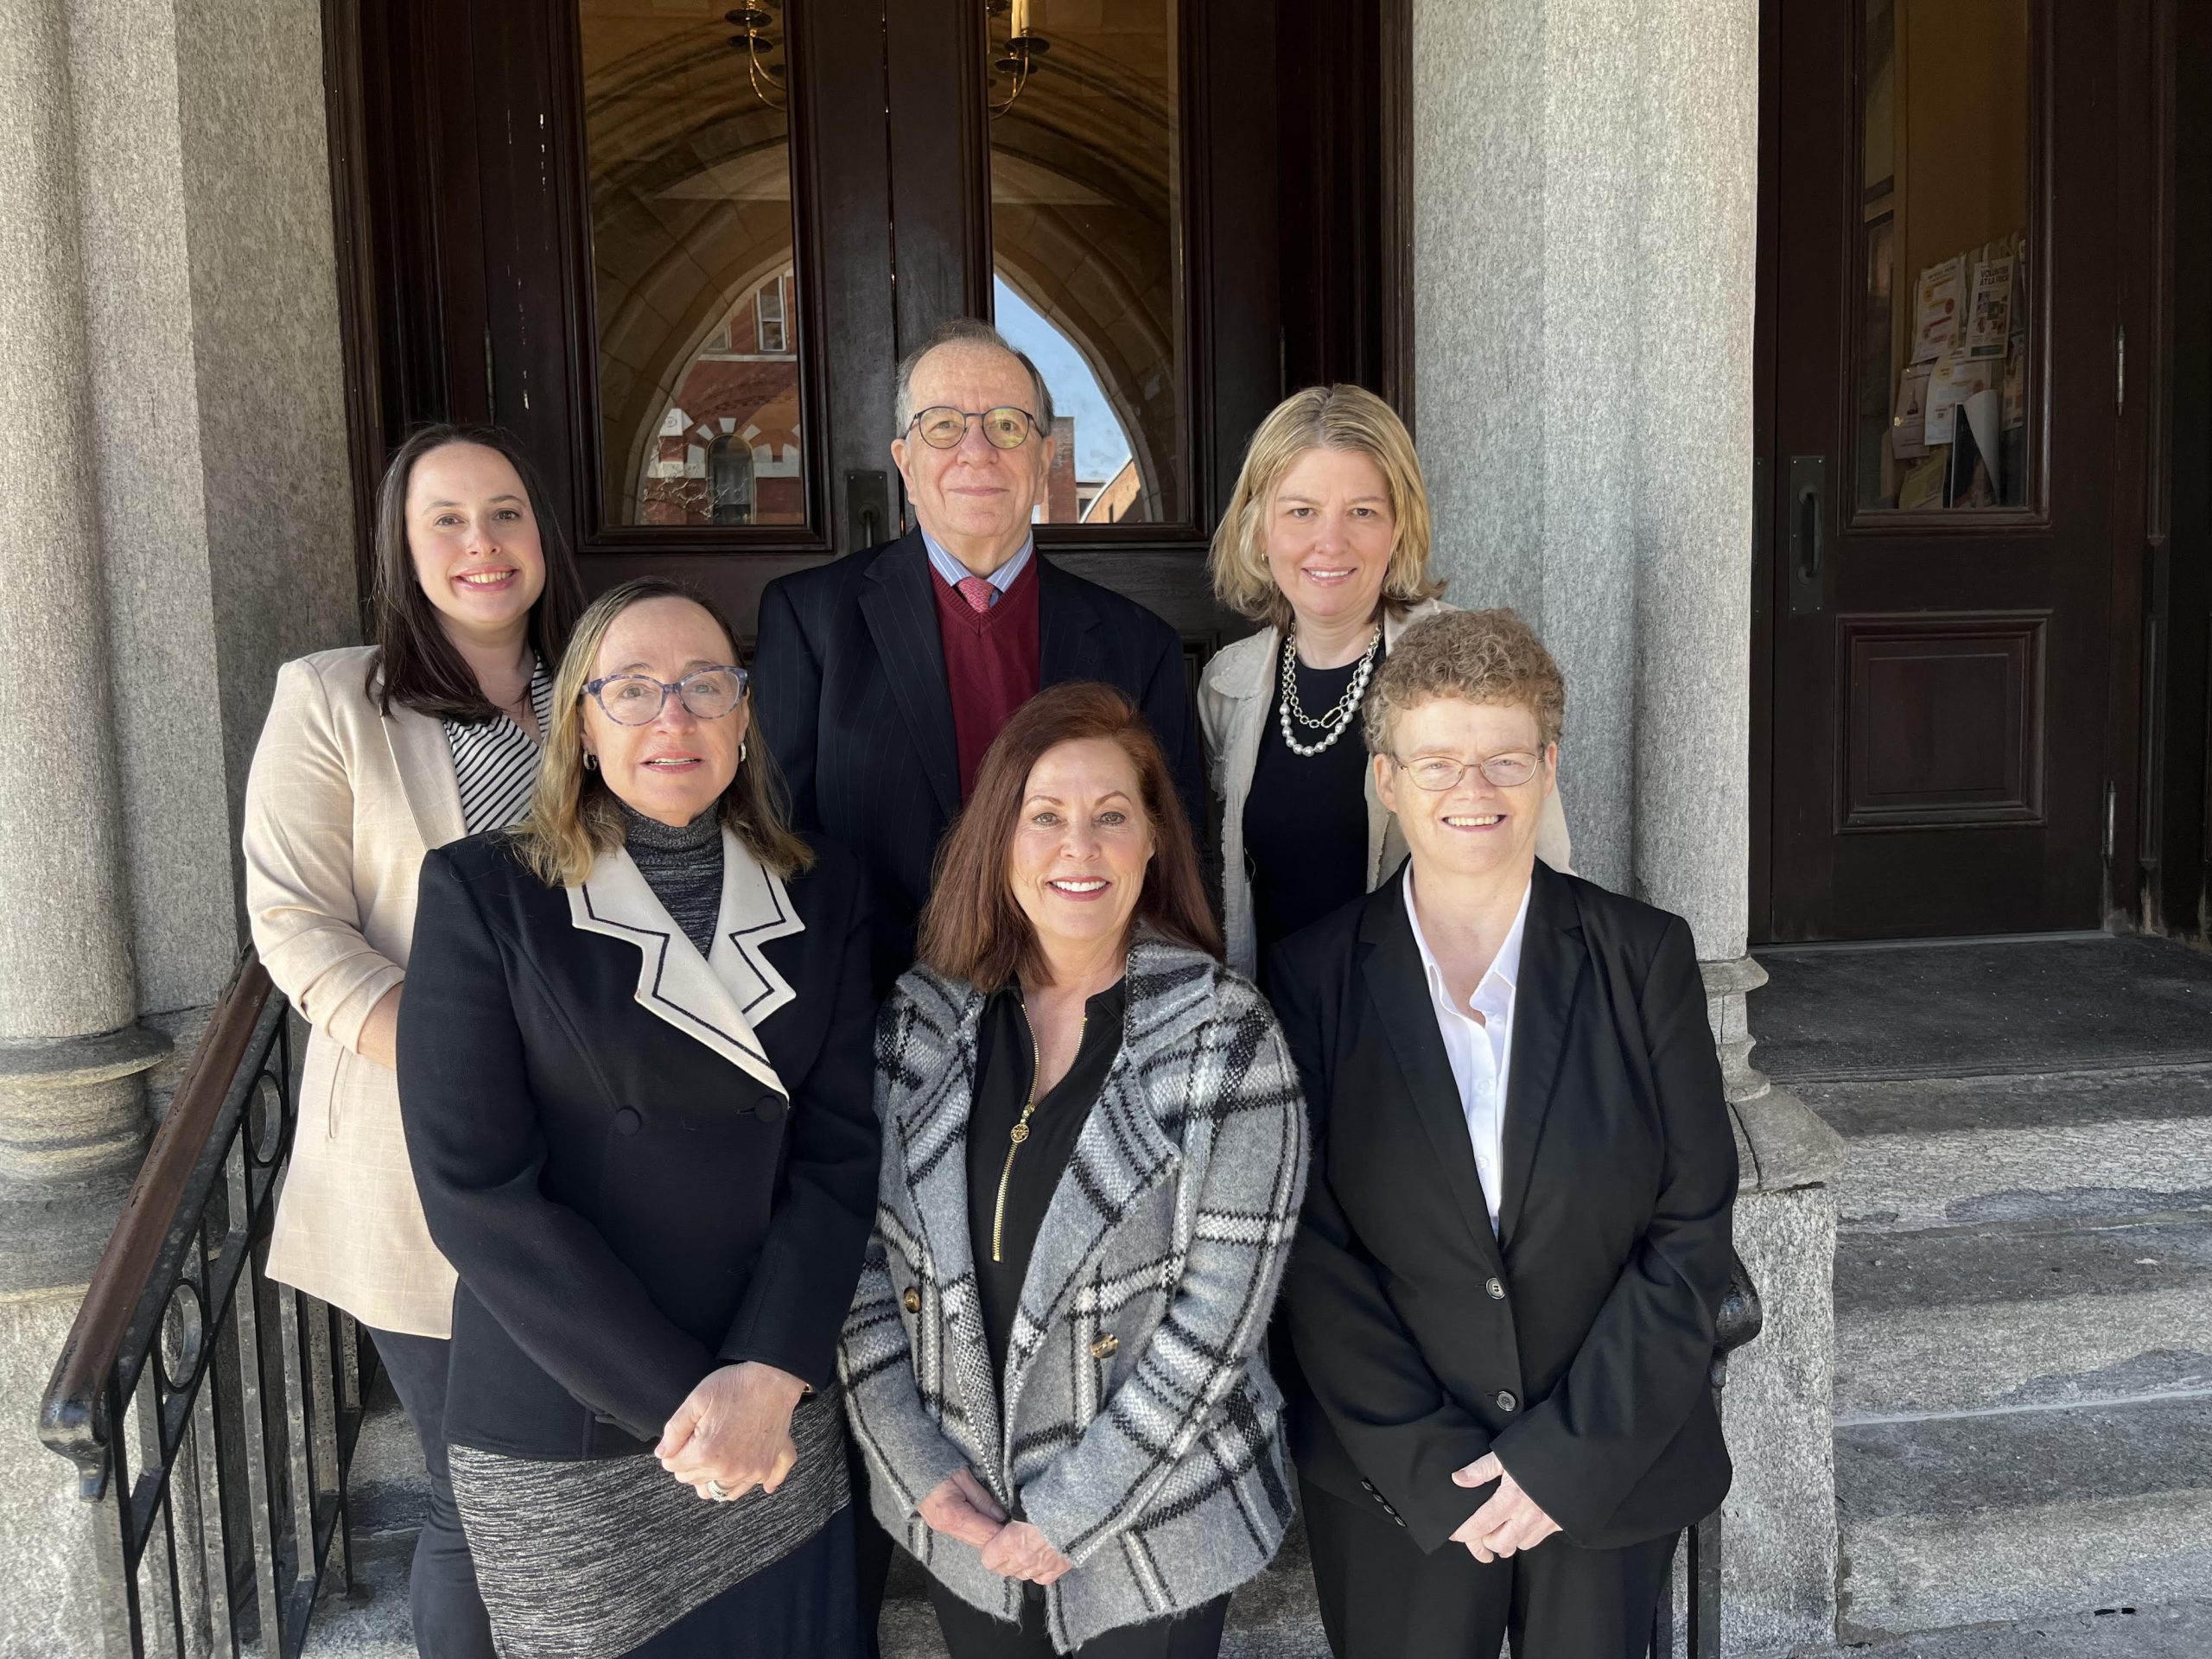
[[839, 683, 1309, 1657]]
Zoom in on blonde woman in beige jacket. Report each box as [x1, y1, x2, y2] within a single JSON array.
[[241, 424, 582, 1659], [1198, 386, 1571, 982]]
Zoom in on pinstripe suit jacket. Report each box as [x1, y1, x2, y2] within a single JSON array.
[[751, 531, 1205, 994], [839, 938, 1308, 1652]]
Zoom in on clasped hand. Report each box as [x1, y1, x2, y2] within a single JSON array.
[[1447, 1452, 1561, 1562], [918, 1470, 1074, 1585], [655, 1361, 805, 1501]]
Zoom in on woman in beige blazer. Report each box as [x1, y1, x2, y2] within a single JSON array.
[[242, 423, 583, 1659], [1198, 386, 1571, 982]]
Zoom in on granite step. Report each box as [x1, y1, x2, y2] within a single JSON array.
[[306, 1379, 425, 1658], [341, 1374, 430, 1544], [878, 1511, 1328, 1658], [306, 1526, 416, 1657], [1834, 1394, 2212, 1642], [1794, 1066, 2212, 1236], [1834, 1215, 2212, 1419], [1794, 1599, 2212, 1658]]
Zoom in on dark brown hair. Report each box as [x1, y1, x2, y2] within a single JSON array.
[[368, 423, 587, 721], [918, 683, 1222, 989]]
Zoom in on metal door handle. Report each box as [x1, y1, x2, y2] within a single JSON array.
[[1796, 482, 1821, 582], [844, 468, 890, 552], [1787, 455, 1827, 615]]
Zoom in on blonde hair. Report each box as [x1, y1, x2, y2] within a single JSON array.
[[1363, 607, 1567, 754], [1209, 385, 1443, 630], [512, 579, 814, 887]]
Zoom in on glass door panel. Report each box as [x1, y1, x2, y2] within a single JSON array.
[[1853, 0, 2036, 514], [986, 0, 1187, 527], [580, 1, 810, 529]]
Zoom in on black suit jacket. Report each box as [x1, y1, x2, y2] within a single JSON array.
[[750, 530, 1205, 993], [1267, 861, 1739, 1553], [397, 832, 880, 1461]]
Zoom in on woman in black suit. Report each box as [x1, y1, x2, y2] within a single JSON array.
[[1267, 607, 1741, 1659], [397, 577, 880, 1659]]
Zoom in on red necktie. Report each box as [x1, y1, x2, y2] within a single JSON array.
[[956, 575, 995, 614]]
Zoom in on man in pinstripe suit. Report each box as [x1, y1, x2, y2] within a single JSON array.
[[752, 318, 1203, 1000]]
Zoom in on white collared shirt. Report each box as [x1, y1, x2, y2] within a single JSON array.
[[1402, 869, 1532, 1236]]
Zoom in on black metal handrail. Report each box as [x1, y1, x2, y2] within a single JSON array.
[[39, 948, 378, 1659], [1650, 1250, 1765, 1659]]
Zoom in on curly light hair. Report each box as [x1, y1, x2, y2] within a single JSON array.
[[513, 579, 812, 888], [1208, 385, 1444, 631], [1363, 607, 1567, 755]]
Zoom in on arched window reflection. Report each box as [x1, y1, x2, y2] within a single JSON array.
[[992, 276, 1141, 524], [709, 435, 757, 525]]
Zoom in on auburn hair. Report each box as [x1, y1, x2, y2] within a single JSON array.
[[366, 423, 586, 720], [512, 579, 813, 887], [918, 683, 1221, 989]]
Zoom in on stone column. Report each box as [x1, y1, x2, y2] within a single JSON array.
[[0, 3, 358, 1655], [0, 0, 165, 1191], [1414, 1, 1847, 1652]]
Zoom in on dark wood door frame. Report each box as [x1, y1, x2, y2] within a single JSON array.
[[2128, 0, 2212, 944], [1748, 0, 2178, 944], [321, 0, 1412, 656]]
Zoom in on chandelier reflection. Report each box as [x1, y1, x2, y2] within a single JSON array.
[[726, 2, 1047, 118], [725, 5, 786, 111], [988, 0, 1050, 118]]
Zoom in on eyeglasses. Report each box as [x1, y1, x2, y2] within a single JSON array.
[[1391, 749, 1546, 791], [584, 665, 748, 726], [905, 405, 1040, 450]]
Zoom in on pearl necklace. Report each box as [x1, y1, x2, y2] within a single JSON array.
[[1278, 624, 1382, 757]]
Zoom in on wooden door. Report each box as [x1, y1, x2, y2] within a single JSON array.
[[327, 0, 1355, 657], [1758, 0, 2128, 940]]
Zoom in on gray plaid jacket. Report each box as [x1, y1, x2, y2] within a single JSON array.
[[838, 937, 1309, 1652]]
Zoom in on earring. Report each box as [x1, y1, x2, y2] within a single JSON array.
[[583, 753, 599, 772], [740, 740, 748, 761]]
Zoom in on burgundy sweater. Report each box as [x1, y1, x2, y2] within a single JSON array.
[[931, 553, 1042, 800]]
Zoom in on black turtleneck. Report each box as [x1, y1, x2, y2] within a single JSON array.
[[617, 800, 724, 957]]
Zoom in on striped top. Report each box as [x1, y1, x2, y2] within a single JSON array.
[[443, 663, 554, 836]]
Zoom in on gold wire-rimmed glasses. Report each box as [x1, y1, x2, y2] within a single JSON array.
[[905, 405, 1041, 450]]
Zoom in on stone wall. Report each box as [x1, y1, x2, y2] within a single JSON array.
[[0, 1, 358, 1652]]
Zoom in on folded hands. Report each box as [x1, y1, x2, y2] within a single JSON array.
[[919, 1469, 1074, 1585]]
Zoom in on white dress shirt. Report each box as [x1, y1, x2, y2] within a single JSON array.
[[1403, 869, 1532, 1236]]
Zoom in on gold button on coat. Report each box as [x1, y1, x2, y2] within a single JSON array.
[[1090, 1334, 1119, 1359], [902, 1287, 921, 1314]]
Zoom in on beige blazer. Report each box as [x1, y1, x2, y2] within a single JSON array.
[[243, 646, 472, 1337], [1198, 600, 1574, 979]]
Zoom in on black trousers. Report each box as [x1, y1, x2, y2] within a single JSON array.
[[1301, 1476, 1675, 1659], [927, 1579, 1231, 1659], [368, 1328, 498, 1659], [848, 1419, 893, 1658]]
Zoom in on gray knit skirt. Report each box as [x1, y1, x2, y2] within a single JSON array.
[[448, 1391, 851, 1659]]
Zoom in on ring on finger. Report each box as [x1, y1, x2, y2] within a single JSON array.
[[705, 1479, 730, 1501]]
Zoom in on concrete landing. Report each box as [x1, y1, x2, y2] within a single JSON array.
[[1757, 934, 2212, 1083]]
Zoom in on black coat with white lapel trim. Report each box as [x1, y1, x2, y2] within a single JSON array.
[[397, 826, 880, 1462]]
